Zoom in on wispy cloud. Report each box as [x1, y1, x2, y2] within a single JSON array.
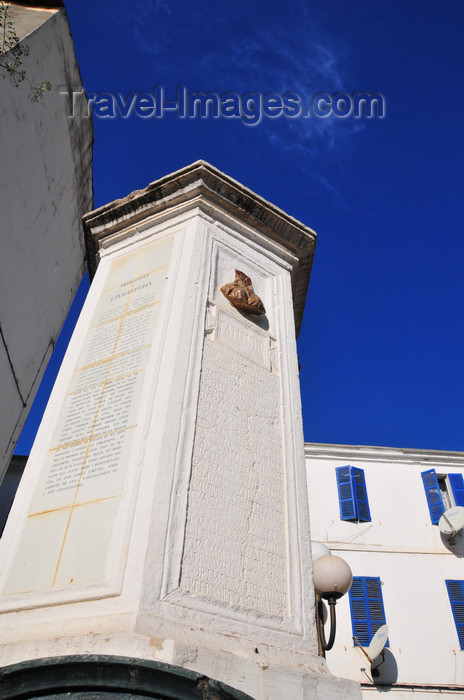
[[111, 2, 369, 169], [203, 19, 366, 159]]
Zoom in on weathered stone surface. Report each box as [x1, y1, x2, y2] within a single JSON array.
[[0, 166, 359, 699], [0, 655, 253, 699], [181, 334, 286, 616]]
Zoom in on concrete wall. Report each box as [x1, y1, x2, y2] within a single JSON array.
[[0, 5, 93, 478], [306, 443, 464, 698]]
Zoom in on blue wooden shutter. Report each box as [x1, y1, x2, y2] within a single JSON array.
[[446, 580, 464, 649], [349, 577, 370, 645], [352, 467, 371, 522], [421, 469, 444, 524], [449, 474, 464, 507], [365, 577, 388, 645], [349, 576, 388, 647], [336, 466, 356, 520]]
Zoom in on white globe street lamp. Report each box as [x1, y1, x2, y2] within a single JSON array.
[[313, 553, 353, 652]]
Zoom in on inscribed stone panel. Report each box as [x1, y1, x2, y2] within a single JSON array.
[[5, 236, 174, 595], [180, 330, 288, 618]]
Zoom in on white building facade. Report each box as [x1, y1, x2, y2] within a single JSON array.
[[306, 443, 464, 698], [0, 2, 93, 480]]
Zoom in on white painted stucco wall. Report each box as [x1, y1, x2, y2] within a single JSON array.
[[306, 443, 464, 698], [0, 5, 93, 478]]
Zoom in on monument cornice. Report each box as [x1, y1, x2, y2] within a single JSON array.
[[83, 160, 317, 336]]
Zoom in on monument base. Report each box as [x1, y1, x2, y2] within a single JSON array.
[[0, 164, 362, 700], [0, 628, 361, 700], [0, 655, 252, 699]]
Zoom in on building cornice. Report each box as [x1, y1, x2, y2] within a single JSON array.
[[83, 161, 317, 336], [304, 442, 464, 467]]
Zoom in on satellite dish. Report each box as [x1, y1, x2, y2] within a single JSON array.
[[367, 625, 389, 662], [439, 507, 464, 537], [353, 625, 389, 663]]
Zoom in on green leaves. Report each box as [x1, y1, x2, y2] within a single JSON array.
[[0, 2, 53, 102], [1, 1, 19, 55]]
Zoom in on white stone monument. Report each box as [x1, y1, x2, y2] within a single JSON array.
[[0, 162, 360, 699]]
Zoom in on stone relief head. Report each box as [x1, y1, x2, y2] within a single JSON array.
[[220, 270, 266, 316]]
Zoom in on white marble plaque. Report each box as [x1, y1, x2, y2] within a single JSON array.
[[5, 237, 174, 595]]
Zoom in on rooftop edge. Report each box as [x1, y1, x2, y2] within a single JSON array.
[[83, 160, 317, 337]]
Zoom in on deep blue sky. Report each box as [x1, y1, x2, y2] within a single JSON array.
[[16, 0, 464, 453]]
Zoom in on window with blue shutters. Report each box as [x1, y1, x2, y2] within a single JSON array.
[[446, 580, 464, 650], [421, 469, 444, 524], [336, 466, 371, 522], [349, 576, 388, 647], [448, 474, 464, 507], [421, 470, 464, 524]]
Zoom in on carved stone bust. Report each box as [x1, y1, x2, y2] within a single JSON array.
[[220, 270, 266, 316]]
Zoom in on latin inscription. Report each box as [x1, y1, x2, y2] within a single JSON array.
[[180, 334, 288, 617], [216, 307, 269, 368]]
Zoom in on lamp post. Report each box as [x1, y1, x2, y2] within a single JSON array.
[[312, 552, 353, 653]]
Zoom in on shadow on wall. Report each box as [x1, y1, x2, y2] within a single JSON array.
[[440, 530, 464, 557], [371, 649, 398, 687]]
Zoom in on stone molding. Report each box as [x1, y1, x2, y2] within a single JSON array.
[[83, 161, 316, 336], [305, 442, 464, 466], [0, 655, 253, 699]]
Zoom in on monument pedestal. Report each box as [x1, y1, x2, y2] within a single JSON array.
[[0, 163, 360, 699]]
